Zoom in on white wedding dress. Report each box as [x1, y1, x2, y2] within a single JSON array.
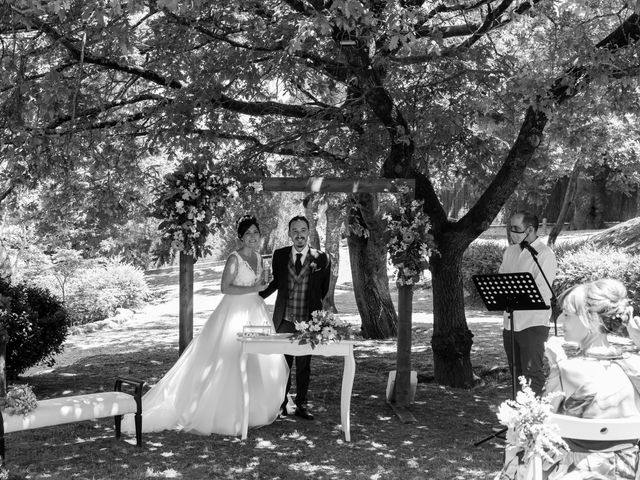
[[122, 251, 288, 436]]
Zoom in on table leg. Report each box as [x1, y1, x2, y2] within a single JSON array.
[[240, 350, 249, 440], [341, 349, 356, 442]]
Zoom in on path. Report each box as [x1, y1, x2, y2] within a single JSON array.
[[28, 248, 503, 376]]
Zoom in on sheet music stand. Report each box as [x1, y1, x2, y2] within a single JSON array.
[[472, 272, 550, 447]]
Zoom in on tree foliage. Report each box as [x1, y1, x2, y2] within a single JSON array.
[[2, 0, 640, 385]]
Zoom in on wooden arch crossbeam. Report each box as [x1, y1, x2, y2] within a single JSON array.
[[261, 177, 415, 196]]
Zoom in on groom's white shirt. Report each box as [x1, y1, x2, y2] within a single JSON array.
[[291, 245, 310, 264]]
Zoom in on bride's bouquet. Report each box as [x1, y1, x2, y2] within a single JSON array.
[[292, 310, 354, 349]]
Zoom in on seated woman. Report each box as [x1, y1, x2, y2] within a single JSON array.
[[499, 278, 640, 480]]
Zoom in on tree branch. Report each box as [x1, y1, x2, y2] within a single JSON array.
[[15, 8, 350, 123], [454, 0, 515, 51], [15, 9, 184, 89], [43, 93, 166, 130], [458, 13, 640, 239], [392, 0, 543, 64], [163, 10, 285, 52]]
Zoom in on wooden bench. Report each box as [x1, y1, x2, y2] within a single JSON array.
[[0, 377, 144, 464]]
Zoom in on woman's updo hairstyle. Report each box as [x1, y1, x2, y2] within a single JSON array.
[[237, 215, 260, 238], [560, 278, 633, 337]]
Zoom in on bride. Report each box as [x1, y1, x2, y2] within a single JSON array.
[[123, 215, 288, 435]]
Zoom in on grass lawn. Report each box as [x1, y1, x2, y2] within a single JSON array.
[[6, 256, 521, 480]]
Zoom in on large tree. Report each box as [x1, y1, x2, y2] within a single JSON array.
[[2, 0, 640, 386]]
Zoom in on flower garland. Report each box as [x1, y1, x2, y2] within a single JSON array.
[[292, 310, 354, 349], [153, 159, 263, 263], [382, 195, 437, 286], [1, 384, 38, 416], [497, 378, 567, 465]]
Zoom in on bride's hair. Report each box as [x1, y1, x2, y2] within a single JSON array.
[[560, 278, 634, 337], [237, 215, 260, 238]]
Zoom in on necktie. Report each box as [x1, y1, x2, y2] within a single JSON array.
[[295, 253, 302, 275]]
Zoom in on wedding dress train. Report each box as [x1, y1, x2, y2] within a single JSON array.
[[122, 251, 288, 435]]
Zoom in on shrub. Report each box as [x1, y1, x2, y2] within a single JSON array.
[[65, 259, 150, 325], [551, 236, 591, 259], [554, 245, 640, 313], [462, 239, 506, 306], [0, 277, 69, 379]]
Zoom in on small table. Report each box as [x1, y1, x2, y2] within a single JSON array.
[[238, 335, 357, 441]]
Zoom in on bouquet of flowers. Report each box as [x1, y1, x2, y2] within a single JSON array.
[[496, 378, 567, 464], [382, 195, 437, 286], [153, 158, 264, 265], [1, 384, 38, 416], [292, 310, 354, 349]]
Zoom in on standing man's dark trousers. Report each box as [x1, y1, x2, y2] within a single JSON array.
[[502, 325, 549, 396], [278, 320, 311, 407]]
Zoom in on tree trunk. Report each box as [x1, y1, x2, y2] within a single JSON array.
[[430, 242, 474, 388], [572, 166, 608, 230], [347, 193, 398, 339], [548, 160, 581, 248], [323, 202, 343, 313]]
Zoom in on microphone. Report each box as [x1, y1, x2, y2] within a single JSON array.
[[520, 240, 538, 256]]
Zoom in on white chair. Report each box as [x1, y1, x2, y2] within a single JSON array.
[[548, 413, 640, 441], [526, 414, 640, 480]]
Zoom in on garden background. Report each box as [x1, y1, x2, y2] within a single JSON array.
[[4, 226, 632, 480]]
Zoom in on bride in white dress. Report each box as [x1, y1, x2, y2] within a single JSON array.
[[123, 215, 288, 435]]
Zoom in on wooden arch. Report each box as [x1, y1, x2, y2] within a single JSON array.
[[178, 177, 418, 416]]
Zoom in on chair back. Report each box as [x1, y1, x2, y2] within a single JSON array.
[[521, 414, 640, 480], [549, 413, 640, 441]]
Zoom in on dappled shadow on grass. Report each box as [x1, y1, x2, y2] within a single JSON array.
[[9, 326, 509, 480]]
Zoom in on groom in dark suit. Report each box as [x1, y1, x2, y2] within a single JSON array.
[[260, 215, 331, 420]]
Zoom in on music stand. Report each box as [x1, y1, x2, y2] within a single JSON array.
[[472, 272, 550, 447]]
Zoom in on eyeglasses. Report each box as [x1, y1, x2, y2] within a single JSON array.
[[509, 227, 527, 234]]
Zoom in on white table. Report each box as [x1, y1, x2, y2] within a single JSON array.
[[238, 335, 356, 441]]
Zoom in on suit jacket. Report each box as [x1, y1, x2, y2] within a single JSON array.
[[259, 246, 331, 332]]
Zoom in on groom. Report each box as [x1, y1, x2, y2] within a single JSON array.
[[260, 215, 331, 420]]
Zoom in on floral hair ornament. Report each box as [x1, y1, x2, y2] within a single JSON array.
[[601, 303, 632, 336], [236, 214, 255, 228]]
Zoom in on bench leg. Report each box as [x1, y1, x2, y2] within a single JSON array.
[[114, 415, 122, 439], [135, 412, 142, 447]]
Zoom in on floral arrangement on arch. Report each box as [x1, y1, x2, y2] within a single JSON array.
[[0, 384, 38, 416], [497, 378, 567, 468], [292, 310, 354, 349], [382, 194, 437, 286], [153, 159, 262, 264]]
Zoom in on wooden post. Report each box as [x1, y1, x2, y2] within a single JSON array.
[[390, 284, 417, 422], [0, 325, 7, 398], [179, 252, 194, 355]]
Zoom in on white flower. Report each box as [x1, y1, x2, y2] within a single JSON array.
[[227, 185, 239, 198], [249, 181, 263, 192], [322, 326, 336, 338]]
